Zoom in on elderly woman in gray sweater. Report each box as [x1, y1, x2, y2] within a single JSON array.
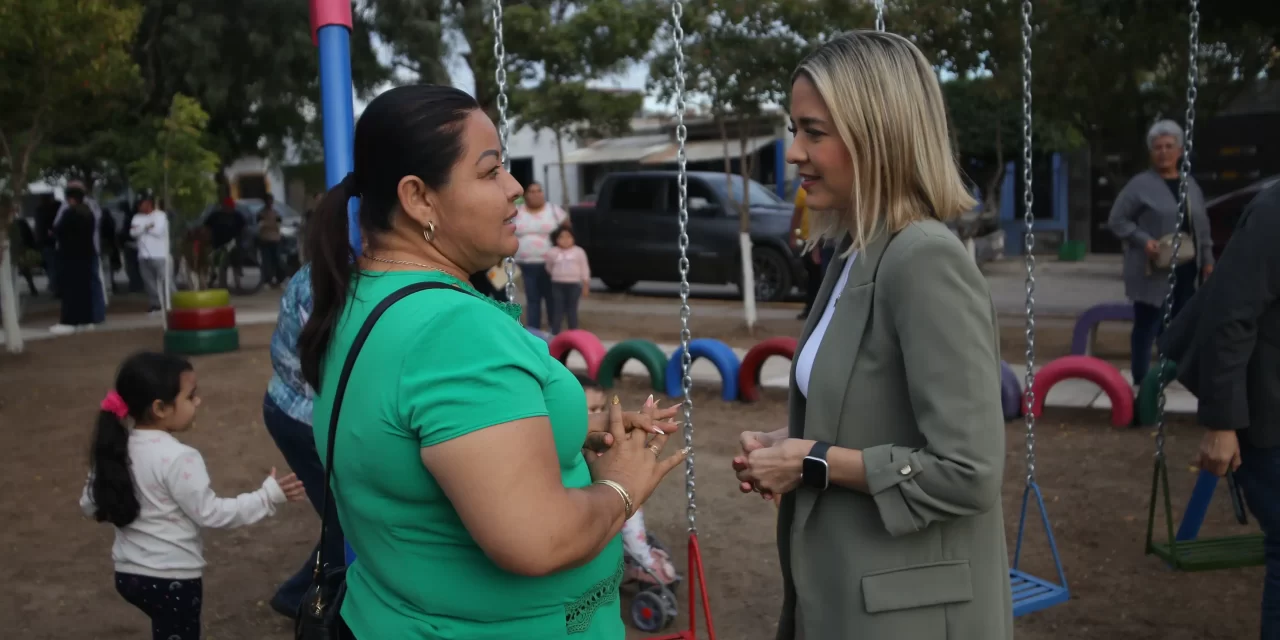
[[1108, 119, 1214, 387]]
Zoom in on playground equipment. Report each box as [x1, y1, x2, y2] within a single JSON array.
[[1000, 361, 1023, 420], [598, 339, 668, 393], [664, 338, 741, 403], [1069, 302, 1134, 356], [1028, 356, 1134, 428], [1144, 0, 1265, 572], [164, 289, 239, 356], [637, 3, 716, 636], [1007, 0, 1071, 617], [1134, 359, 1178, 426], [548, 329, 606, 380], [737, 337, 797, 403]]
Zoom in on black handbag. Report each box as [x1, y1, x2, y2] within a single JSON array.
[[295, 281, 476, 640]]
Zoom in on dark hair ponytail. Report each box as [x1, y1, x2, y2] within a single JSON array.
[[298, 174, 359, 389], [90, 351, 193, 528], [297, 84, 481, 390]]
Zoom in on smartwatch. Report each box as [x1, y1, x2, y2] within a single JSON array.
[[802, 441, 833, 491]]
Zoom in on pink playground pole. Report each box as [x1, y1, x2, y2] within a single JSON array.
[[309, 0, 358, 566]]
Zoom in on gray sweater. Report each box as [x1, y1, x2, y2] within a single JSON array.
[[1107, 169, 1214, 307]]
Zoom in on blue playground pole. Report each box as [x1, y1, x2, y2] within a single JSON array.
[[312, 0, 361, 256], [1175, 469, 1220, 542], [311, 0, 359, 565]]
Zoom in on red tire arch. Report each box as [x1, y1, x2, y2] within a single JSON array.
[[738, 337, 798, 402], [167, 306, 237, 332], [547, 330, 607, 380], [1029, 355, 1134, 428]]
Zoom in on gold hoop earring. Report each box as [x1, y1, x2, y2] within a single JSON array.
[[422, 221, 436, 243]]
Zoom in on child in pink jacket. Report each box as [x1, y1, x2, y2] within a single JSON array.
[[544, 227, 590, 334]]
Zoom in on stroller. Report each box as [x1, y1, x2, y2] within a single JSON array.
[[622, 533, 683, 632]]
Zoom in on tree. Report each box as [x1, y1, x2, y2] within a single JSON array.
[[128, 94, 220, 225], [367, 0, 452, 86], [505, 1, 661, 205], [101, 0, 389, 175], [0, 0, 142, 353], [893, 0, 1275, 184], [649, 0, 859, 329]]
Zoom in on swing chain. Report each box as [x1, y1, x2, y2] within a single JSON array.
[[874, 0, 885, 32], [1018, 0, 1038, 484], [670, 0, 696, 535], [1155, 0, 1200, 461], [491, 0, 517, 303]]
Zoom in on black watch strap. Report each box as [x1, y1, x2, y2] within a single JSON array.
[[807, 441, 832, 462]]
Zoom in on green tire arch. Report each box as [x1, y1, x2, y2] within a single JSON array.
[[597, 339, 667, 393]]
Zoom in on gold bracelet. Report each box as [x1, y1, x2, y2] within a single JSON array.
[[594, 479, 633, 519]]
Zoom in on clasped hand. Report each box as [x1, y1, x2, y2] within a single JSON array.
[[732, 430, 811, 504]]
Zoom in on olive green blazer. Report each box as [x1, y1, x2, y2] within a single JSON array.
[[776, 219, 1014, 640]]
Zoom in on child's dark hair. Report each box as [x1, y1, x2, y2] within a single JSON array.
[[574, 372, 600, 391], [550, 226, 574, 245], [90, 351, 192, 527]]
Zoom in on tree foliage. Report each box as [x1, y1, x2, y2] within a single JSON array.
[[893, 0, 1275, 178], [0, 0, 141, 211], [0, 0, 142, 353], [40, 0, 392, 181], [366, 0, 452, 86], [128, 94, 220, 223], [498, 1, 660, 202]]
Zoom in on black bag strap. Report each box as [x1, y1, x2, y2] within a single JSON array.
[[314, 280, 476, 576]]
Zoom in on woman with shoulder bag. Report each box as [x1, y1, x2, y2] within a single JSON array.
[[1108, 119, 1215, 387], [295, 85, 688, 640]]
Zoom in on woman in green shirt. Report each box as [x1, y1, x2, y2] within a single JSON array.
[[296, 85, 689, 639]]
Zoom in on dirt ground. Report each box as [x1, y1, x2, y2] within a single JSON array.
[[0, 311, 1262, 640]]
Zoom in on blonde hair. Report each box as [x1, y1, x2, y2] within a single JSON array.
[[794, 31, 975, 252]]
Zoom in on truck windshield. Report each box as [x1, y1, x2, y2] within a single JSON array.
[[714, 176, 784, 206]]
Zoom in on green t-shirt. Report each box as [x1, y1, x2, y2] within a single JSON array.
[[312, 270, 623, 639]]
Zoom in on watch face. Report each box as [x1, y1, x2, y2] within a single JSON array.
[[802, 456, 829, 490]]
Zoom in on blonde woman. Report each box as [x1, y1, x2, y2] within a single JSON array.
[[732, 31, 1013, 639]]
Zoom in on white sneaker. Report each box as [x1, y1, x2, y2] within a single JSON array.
[[76, 324, 97, 332], [49, 324, 76, 336]]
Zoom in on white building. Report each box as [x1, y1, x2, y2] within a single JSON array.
[[223, 156, 287, 201], [505, 126, 583, 207]]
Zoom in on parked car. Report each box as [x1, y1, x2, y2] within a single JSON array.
[[568, 171, 807, 302], [1206, 174, 1279, 261]]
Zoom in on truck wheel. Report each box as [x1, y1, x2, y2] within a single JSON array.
[[738, 246, 792, 302], [601, 278, 636, 293]]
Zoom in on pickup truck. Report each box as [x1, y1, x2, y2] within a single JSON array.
[[569, 171, 806, 302]]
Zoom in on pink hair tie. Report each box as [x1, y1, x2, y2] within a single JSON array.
[[101, 391, 129, 420]]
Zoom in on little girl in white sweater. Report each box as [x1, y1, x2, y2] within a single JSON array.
[[80, 351, 306, 640]]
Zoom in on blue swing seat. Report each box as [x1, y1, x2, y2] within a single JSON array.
[[1009, 482, 1070, 617], [1009, 569, 1069, 617]]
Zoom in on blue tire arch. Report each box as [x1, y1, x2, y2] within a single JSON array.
[[664, 339, 741, 402]]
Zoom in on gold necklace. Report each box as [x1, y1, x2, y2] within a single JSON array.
[[364, 254, 452, 275]]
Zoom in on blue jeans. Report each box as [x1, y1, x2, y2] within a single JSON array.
[[1130, 262, 1197, 384], [259, 241, 283, 286], [262, 394, 345, 615], [1236, 441, 1280, 639], [519, 262, 551, 330]]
